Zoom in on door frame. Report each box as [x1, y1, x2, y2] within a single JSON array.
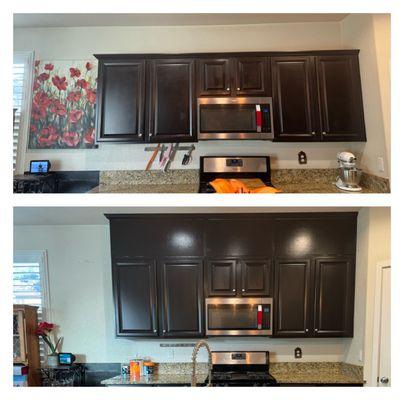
[[369, 259, 391, 387]]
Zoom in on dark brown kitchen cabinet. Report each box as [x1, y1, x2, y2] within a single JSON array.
[[206, 259, 237, 296], [198, 58, 232, 96], [234, 57, 268, 96], [316, 56, 366, 141], [313, 256, 355, 337], [206, 258, 271, 297], [160, 259, 204, 337], [271, 56, 318, 141], [240, 259, 271, 296], [112, 259, 158, 337], [197, 57, 268, 97], [273, 259, 311, 337], [95, 59, 146, 142], [147, 59, 196, 142]]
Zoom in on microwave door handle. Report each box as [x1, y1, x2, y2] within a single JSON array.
[[257, 304, 263, 330], [255, 105, 262, 133]]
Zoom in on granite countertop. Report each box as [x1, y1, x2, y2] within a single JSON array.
[[101, 373, 207, 386], [101, 362, 363, 386], [88, 168, 389, 194], [270, 362, 363, 385]]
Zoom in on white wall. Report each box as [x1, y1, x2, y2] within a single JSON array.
[[14, 223, 349, 364], [14, 21, 375, 174], [344, 208, 390, 379], [341, 14, 391, 179]]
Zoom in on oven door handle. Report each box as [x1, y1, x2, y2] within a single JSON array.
[[256, 105, 262, 133], [257, 304, 263, 329]]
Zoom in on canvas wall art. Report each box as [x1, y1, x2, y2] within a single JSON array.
[[29, 60, 98, 149]]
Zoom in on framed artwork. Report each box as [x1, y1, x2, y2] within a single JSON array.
[[29, 60, 98, 149]]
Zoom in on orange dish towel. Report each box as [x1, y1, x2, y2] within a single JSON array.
[[209, 178, 281, 194]]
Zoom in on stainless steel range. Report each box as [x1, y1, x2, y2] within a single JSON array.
[[199, 155, 273, 193], [207, 351, 278, 386]]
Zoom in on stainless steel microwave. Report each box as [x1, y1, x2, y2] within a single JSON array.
[[197, 97, 274, 140], [205, 297, 273, 336]]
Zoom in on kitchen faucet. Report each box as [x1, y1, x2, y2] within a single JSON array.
[[191, 340, 212, 387]]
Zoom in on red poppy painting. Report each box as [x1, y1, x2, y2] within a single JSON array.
[[29, 60, 97, 149]]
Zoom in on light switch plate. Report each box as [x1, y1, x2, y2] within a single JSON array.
[[377, 157, 385, 172]]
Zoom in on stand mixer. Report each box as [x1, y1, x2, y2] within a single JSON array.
[[335, 151, 362, 192]]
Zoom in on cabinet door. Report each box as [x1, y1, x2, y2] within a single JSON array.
[[148, 59, 196, 142], [313, 257, 355, 337], [271, 56, 318, 141], [273, 259, 311, 337], [160, 259, 204, 337], [112, 259, 158, 337], [96, 59, 146, 142], [316, 55, 366, 141], [198, 58, 232, 96], [240, 259, 271, 296], [234, 57, 268, 96], [13, 311, 27, 363], [206, 259, 237, 296]]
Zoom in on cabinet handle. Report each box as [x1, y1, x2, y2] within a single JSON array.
[[322, 131, 327, 135], [305, 329, 309, 332], [226, 87, 230, 91], [232, 288, 236, 292], [242, 289, 246, 292], [138, 133, 143, 138], [153, 329, 157, 333], [311, 131, 316, 136], [149, 133, 152, 137], [315, 328, 318, 332], [237, 87, 240, 91], [163, 329, 166, 333]]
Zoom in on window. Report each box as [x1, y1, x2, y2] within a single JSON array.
[[13, 52, 34, 173], [13, 250, 51, 364]]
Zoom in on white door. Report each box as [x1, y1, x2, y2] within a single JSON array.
[[378, 266, 391, 387]]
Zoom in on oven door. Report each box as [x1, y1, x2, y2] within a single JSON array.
[[205, 298, 272, 336], [198, 97, 274, 140]]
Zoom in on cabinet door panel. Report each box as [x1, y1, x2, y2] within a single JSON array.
[[234, 57, 268, 96], [313, 257, 355, 337], [316, 55, 366, 141], [240, 259, 271, 296], [97, 60, 145, 142], [206, 259, 237, 296], [113, 259, 158, 336], [271, 56, 318, 141], [273, 259, 311, 337], [198, 59, 231, 96], [148, 59, 196, 142], [160, 259, 204, 337]]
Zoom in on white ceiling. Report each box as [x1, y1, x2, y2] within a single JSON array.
[[14, 207, 361, 226], [13, 13, 350, 28]]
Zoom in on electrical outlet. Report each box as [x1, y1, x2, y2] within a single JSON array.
[[298, 151, 307, 164], [294, 347, 302, 359], [358, 350, 363, 362], [377, 157, 385, 172]]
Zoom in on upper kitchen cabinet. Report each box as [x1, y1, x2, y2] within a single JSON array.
[[112, 258, 159, 337], [95, 57, 146, 142], [159, 259, 204, 337], [272, 52, 366, 142], [271, 56, 318, 141], [313, 256, 355, 337], [197, 56, 269, 97], [198, 58, 232, 96], [147, 58, 197, 142], [316, 55, 366, 141], [240, 259, 271, 296]]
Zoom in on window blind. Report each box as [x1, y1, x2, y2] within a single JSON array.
[[13, 63, 25, 171]]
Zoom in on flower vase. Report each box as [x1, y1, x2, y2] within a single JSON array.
[[47, 354, 59, 367]]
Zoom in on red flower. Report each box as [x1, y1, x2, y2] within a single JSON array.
[[35, 321, 56, 334], [69, 67, 81, 78], [35, 60, 40, 67], [69, 109, 83, 123], [85, 62, 93, 71], [44, 63, 54, 71], [61, 131, 80, 147], [30, 124, 37, 133], [49, 100, 67, 116], [67, 91, 82, 102], [33, 91, 52, 109], [33, 81, 40, 91], [31, 104, 47, 121], [84, 128, 95, 145], [86, 88, 96, 104], [76, 79, 88, 89], [38, 72, 50, 82], [52, 75, 67, 91]]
